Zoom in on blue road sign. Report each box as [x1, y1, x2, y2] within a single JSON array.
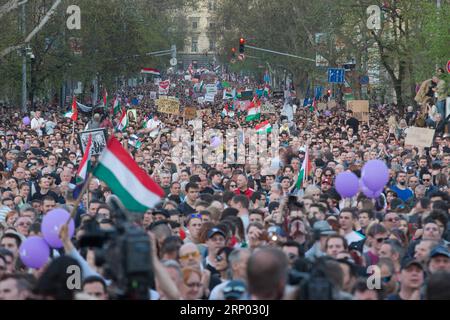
[[328, 68, 345, 84], [360, 75, 369, 85]]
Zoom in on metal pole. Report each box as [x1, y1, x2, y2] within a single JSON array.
[[437, 0, 441, 9], [21, 3, 27, 113], [246, 45, 315, 62]]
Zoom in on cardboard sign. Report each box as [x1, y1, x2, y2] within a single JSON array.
[[156, 97, 180, 115], [197, 109, 212, 117], [261, 103, 276, 114], [347, 100, 369, 122], [184, 106, 197, 120], [328, 100, 337, 108], [405, 127, 435, 148]]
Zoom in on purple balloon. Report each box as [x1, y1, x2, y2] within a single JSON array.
[[22, 116, 30, 125], [324, 110, 332, 117], [362, 160, 389, 191], [41, 208, 75, 249], [335, 172, 359, 198], [360, 180, 383, 199], [210, 136, 221, 149], [19, 236, 50, 269]]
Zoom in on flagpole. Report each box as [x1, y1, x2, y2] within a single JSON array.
[[67, 173, 93, 223]]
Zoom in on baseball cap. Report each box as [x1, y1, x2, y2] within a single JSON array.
[[429, 245, 450, 259], [207, 227, 225, 239], [313, 220, 337, 236], [401, 257, 424, 271], [223, 280, 246, 300]]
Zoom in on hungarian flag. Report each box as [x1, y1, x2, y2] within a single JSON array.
[[221, 103, 234, 117], [264, 85, 270, 97], [116, 109, 128, 132], [141, 68, 161, 76], [222, 88, 234, 100], [255, 120, 272, 134], [64, 96, 78, 121], [111, 97, 121, 116], [245, 97, 261, 122], [296, 147, 312, 189], [76, 134, 92, 183], [93, 136, 165, 212]]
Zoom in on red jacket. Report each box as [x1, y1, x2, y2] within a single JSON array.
[[234, 188, 254, 199]]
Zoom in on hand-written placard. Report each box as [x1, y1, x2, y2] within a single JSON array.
[[184, 106, 197, 120], [197, 109, 212, 118], [405, 127, 435, 148], [156, 97, 180, 115], [261, 103, 276, 114], [317, 102, 327, 111], [347, 100, 369, 122]]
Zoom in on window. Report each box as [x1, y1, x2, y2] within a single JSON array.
[[191, 37, 198, 53], [209, 39, 215, 51], [191, 18, 199, 29]]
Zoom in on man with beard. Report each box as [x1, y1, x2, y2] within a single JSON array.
[[389, 171, 414, 203]]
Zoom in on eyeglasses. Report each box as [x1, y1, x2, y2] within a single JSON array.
[[376, 237, 389, 243], [387, 217, 400, 222], [382, 275, 392, 283], [180, 251, 200, 260], [230, 184, 237, 188], [324, 174, 333, 177], [422, 179, 430, 182]]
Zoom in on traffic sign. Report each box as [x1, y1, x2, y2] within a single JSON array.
[[447, 60, 450, 73], [328, 68, 345, 83], [360, 75, 369, 85], [170, 58, 177, 66]]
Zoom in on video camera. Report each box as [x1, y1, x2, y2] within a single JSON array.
[[79, 195, 154, 300]]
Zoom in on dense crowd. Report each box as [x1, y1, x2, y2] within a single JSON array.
[[0, 66, 449, 300]]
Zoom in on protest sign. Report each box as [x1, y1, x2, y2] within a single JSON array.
[[239, 90, 253, 100], [272, 91, 284, 99], [205, 84, 218, 95], [149, 91, 157, 100], [405, 127, 435, 148], [328, 100, 337, 108], [317, 102, 327, 111], [197, 109, 212, 118], [205, 93, 216, 102], [158, 80, 170, 95], [78, 128, 108, 156], [184, 106, 197, 120], [156, 97, 180, 115], [261, 103, 276, 114], [347, 100, 369, 122], [127, 109, 137, 122]]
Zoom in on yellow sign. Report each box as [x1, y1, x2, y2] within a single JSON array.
[[156, 97, 180, 115], [347, 100, 369, 122]]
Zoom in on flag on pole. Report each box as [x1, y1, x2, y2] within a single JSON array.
[[76, 135, 92, 183], [255, 120, 272, 134], [296, 147, 312, 189], [264, 85, 270, 97], [111, 97, 121, 116], [116, 109, 128, 132], [141, 68, 161, 76], [93, 136, 165, 212], [245, 97, 261, 122], [64, 96, 78, 121], [221, 103, 235, 117], [102, 89, 109, 108]]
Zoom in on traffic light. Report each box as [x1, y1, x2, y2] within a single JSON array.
[[239, 38, 245, 53]]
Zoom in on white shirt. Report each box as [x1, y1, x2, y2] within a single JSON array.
[[31, 117, 45, 136], [345, 230, 365, 246]]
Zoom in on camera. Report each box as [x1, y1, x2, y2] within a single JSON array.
[[79, 196, 154, 300]]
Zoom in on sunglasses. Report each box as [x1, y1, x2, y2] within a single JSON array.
[[180, 251, 200, 260], [422, 179, 431, 182], [230, 184, 237, 188], [376, 237, 389, 243], [387, 217, 400, 222], [382, 275, 392, 283], [189, 214, 202, 219]]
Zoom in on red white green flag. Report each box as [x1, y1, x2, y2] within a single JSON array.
[[296, 147, 312, 189], [76, 134, 92, 183], [93, 137, 165, 212], [64, 96, 78, 121]]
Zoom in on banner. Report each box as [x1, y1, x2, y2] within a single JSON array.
[[184, 106, 197, 120], [156, 97, 180, 115], [239, 90, 253, 100], [347, 100, 369, 122], [261, 103, 276, 114], [272, 91, 284, 99], [405, 127, 435, 148], [158, 80, 171, 95]]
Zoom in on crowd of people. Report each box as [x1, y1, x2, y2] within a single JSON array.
[[0, 65, 448, 300]]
